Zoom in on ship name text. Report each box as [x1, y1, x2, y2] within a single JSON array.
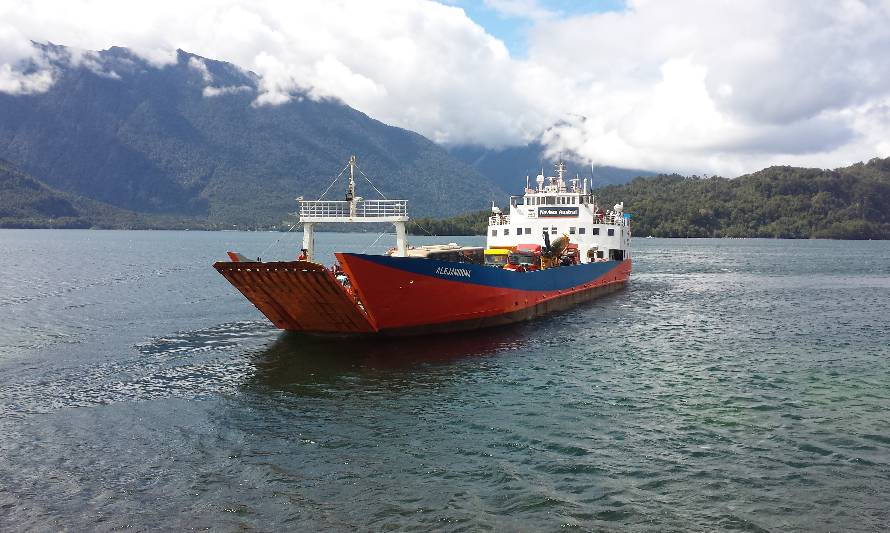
[[435, 266, 472, 278]]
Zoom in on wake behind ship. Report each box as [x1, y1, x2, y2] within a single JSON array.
[[214, 157, 631, 336]]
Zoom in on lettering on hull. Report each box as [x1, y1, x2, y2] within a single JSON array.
[[435, 266, 472, 278]]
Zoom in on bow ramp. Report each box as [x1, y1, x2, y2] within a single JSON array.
[[213, 260, 376, 334]]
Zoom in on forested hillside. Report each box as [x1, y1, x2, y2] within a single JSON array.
[[595, 157, 890, 239], [413, 157, 890, 239], [408, 210, 490, 236], [0, 44, 503, 227], [0, 159, 208, 229]]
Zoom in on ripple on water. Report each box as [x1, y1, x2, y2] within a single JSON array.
[[1, 234, 890, 531]]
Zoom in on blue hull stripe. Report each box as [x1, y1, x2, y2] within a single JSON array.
[[342, 253, 623, 292]]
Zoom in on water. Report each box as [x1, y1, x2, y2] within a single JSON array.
[[1, 230, 889, 531]]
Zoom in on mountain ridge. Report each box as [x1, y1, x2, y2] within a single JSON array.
[[0, 44, 506, 225]]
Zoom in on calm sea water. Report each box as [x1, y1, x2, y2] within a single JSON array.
[[1, 230, 888, 531]]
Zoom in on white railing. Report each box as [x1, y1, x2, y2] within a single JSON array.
[[489, 214, 510, 226], [299, 199, 408, 220]]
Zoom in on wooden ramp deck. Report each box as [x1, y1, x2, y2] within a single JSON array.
[[213, 260, 376, 334]]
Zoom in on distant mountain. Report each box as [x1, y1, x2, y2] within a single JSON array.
[[0, 159, 88, 228], [593, 157, 890, 239], [0, 158, 205, 229], [0, 44, 505, 227], [448, 142, 656, 195]]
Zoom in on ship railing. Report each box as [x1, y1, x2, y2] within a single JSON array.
[[600, 213, 628, 226], [489, 214, 510, 226], [299, 199, 408, 220]]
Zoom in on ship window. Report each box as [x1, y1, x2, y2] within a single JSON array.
[[504, 229, 510, 236], [491, 229, 497, 237], [592, 228, 600, 235], [546, 196, 555, 204], [525, 227, 531, 234], [579, 227, 586, 234], [569, 227, 576, 234], [516, 228, 523, 235], [551, 226, 557, 234], [608, 228, 615, 236], [597, 250, 605, 259]]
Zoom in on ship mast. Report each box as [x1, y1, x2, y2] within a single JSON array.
[[347, 154, 357, 218], [299, 155, 409, 262]]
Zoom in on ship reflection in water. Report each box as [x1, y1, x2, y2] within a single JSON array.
[[247, 325, 532, 392]]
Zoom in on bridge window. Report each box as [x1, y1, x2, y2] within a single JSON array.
[[608, 228, 615, 236]]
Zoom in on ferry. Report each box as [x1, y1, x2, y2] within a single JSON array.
[[214, 156, 631, 336]]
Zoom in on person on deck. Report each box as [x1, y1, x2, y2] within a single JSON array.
[[298, 248, 308, 261]]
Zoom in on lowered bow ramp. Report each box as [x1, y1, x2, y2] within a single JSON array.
[[213, 261, 376, 334]]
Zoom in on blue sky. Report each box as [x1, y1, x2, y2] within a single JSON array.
[[454, 0, 628, 56]]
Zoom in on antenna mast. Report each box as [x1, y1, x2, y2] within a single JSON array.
[[347, 154, 357, 218]]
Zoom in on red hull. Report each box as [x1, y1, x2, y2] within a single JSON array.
[[214, 255, 631, 336]]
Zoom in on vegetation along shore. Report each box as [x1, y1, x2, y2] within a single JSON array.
[[3, 157, 889, 239]]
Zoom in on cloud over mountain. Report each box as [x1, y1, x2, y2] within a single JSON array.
[[2, 0, 889, 175]]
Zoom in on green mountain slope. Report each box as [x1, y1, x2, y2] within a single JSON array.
[[0, 44, 504, 226], [594, 157, 890, 239], [0, 159, 208, 229], [410, 157, 890, 239]]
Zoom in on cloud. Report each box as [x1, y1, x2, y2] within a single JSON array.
[[202, 84, 252, 97], [188, 56, 213, 83], [0, 63, 53, 94], [526, 0, 890, 174], [1, 0, 889, 175]]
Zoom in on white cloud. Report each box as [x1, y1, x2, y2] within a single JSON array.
[[0, 0, 889, 175], [526, 0, 890, 174], [202, 84, 252, 97], [188, 56, 213, 83], [0, 63, 53, 94]]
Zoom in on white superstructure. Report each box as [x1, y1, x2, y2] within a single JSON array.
[[487, 162, 631, 263]]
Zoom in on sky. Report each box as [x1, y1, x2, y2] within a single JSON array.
[[1, 0, 890, 176]]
